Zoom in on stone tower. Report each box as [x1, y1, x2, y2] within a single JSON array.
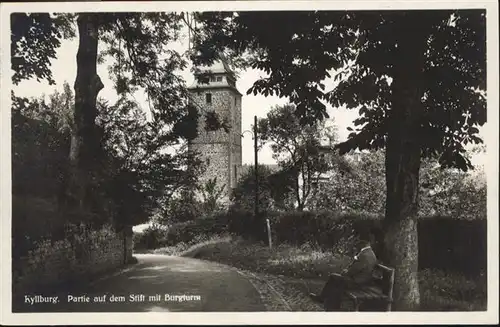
[[188, 59, 243, 204]]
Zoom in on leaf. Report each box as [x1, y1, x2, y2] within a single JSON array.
[[192, 10, 485, 172]]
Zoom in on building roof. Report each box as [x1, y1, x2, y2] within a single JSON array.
[[188, 56, 241, 95], [197, 59, 234, 75]]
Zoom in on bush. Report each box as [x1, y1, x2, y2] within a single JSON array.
[[12, 111, 69, 199], [164, 221, 198, 245], [419, 268, 486, 310], [226, 208, 264, 240], [134, 213, 232, 251], [269, 210, 381, 254], [418, 216, 486, 276], [132, 231, 146, 251], [168, 217, 228, 244], [222, 209, 381, 252], [12, 195, 66, 259], [333, 214, 486, 276], [230, 165, 281, 213], [220, 209, 486, 276], [132, 225, 169, 250], [12, 195, 112, 260], [163, 193, 205, 224], [152, 207, 486, 276], [13, 224, 125, 295]]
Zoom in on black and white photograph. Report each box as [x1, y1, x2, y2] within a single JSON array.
[[0, 1, 498, 325]]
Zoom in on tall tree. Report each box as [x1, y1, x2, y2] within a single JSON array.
[[311, 150, 386, 215], [66, 13, 104, 211], [10, 12, 204, 225], [257, 104, 332, 210], [231, 164, 296, 212], [191, 10, 486, 309], [97, 97, 202, 228]]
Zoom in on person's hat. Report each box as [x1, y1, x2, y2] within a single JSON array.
[[356, 239, 370, 247]]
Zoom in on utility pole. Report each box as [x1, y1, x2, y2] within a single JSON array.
[[254, 115, 259, 221], [252, 115, 271, 248]]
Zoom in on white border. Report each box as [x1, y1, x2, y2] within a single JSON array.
[[1, 1, 498, 325]]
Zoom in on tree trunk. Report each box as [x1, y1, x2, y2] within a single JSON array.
[[65, 13, 103, 212], [383, 13, 432, 311]]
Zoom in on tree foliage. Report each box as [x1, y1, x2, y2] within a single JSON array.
[[97, 97, 202, 227], [11, 80, 201, 229], [199, 177, 226, 215], [11, 13, 75, 85], [231, 164, 296, 213], [156, 189, 204, 225], [11, 90, 71, 198], [97, 13, 192, 132], [10, 10, 487, 310], [311, 151, 386, 215], [257, 104, 332, 210], [191, 10, 486, 310], [419, 158, 487, 220], [191, 10, 486, 170], [312, 150, 487, 220], [10, 12, 208, 227]]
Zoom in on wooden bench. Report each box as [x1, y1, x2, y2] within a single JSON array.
[[324, 263, 395, 311], [345, 263, 395, 311]]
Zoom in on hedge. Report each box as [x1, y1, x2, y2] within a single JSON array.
[[224, 209, 486, 276], [134, 209, 486, 276], [165, 215, 228, 245], [418, 217, 486, 277], [134, 213, 230, 250], [133, 225, 169, 250]]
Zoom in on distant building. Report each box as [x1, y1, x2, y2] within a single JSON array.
[[313, 145, 365, 189], [188, 58, 243, 204]]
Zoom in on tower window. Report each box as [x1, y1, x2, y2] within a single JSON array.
[[210, 76, 216, 82], [216, 76, 223, 82], [206, 93, 212, 104]]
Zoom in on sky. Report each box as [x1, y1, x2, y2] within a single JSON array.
[[11, 18, 486, 168]]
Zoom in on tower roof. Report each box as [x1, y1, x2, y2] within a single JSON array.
[[189, 55, 241, 95], [197, 59, 234, 75]]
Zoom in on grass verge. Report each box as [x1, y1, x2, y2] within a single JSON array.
[[177, 235, 486, 311]]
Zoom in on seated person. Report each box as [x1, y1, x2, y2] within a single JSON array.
[[310, 239, 378, 310]]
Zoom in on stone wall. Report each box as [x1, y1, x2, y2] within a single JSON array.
[[190, 89, 235, 144], [190, 143, 230, 191], [12, 225, 133, 295], [189, 85, 242, 203]]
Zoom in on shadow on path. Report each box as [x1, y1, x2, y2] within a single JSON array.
[[13, 255, 266, 312]]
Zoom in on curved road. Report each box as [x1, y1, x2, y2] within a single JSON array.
[[16, 254, 267, 312]]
